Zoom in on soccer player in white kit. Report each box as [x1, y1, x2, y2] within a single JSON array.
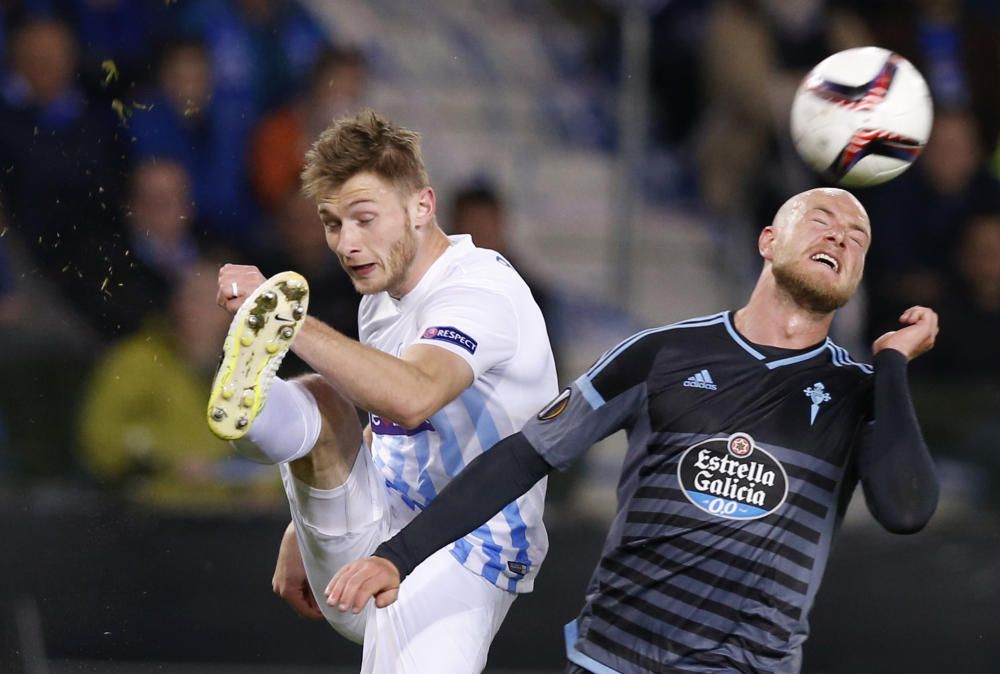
[[206, 111, 557, 673]]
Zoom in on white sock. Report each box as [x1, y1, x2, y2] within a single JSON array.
[[231, 378, 321, 465]]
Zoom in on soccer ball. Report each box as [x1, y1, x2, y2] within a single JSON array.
[[790, 47, 933, 187]]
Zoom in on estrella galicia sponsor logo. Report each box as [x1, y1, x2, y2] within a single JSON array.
[[677, 432, 788, 520], [421, 326, 478, 354], [537, 388, 571, 421], [370, 413, 435, 436]]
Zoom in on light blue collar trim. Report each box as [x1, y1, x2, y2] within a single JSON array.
[[723, 311, 766, 360], [765, 342, 830, 370]]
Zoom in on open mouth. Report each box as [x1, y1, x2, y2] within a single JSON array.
[[350, 263, 376, 277], [810, 253, 840, 273]]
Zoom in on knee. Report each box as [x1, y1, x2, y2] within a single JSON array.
[[294, 374, 363, 448]]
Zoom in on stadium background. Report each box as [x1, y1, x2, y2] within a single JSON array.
[[0, 0, 998, 672]]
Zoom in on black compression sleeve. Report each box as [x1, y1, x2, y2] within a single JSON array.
[[373, 431, 554, 581], [858, 349, 939, 533]]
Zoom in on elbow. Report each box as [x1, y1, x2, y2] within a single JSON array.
[[382, 401, 436, 431], [881, 509, 934, 535], [878, 486, 940, 535]]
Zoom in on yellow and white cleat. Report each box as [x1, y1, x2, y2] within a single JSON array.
[[207, 271, 309, 440]]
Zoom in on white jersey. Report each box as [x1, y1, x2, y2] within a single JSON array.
[[358, 234, 556, 593]]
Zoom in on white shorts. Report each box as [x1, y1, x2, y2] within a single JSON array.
[[280, 445, 515, 674]]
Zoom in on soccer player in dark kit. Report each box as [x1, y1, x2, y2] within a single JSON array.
[[325, 187, 940, 674]]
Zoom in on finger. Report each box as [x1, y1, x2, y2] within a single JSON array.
[[351, 575, 387, 613], [287, 592, 324, 620], [333, 571, 364, 612], [374, 587, 399, 609], [327, 564, 363, 608], [325, 564, 353, 604], [299, 589, 325, 620], [340, 566, 392, 614]]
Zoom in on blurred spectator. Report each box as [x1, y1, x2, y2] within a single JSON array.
[[861, 109, 1000, 343], [448, 182, 562, 357], [250, 46, 367, 215], [838, 0, 1000, 181], [172, 0, 330, 237], [129, 37, 260, 243], [95, 158, 209, 336], [910, 212, 1000, 509], [179, 0, 329, 113], [78, 259, 281, 511], [538, 0, 618, 151], [0, 16, 126, 338], [51, 0, 177, 93], [933, 212, 1000, 377], [254, 191, 360, 376], [696, 0, 872, 224]]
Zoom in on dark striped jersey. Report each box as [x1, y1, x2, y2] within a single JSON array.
[[521, 311, 876, 674]]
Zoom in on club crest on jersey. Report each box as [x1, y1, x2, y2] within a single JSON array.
[[677, 432, 789, 520], [803, 382, 831, 426], [421, 326, 478, 354], [538, 388, 571, 421]]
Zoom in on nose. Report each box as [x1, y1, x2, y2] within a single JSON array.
[[825, 225, 846, 246], [335, 223, 362, 256]]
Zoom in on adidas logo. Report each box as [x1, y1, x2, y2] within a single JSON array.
[[683, 369, 718, 391]]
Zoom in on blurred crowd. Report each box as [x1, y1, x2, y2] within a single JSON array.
[[0, 0, 998, 512]]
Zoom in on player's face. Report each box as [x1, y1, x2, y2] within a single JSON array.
[[316, 172, 420, 296], [770, 190, 871, 313]]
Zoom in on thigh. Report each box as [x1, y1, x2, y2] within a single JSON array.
[[362, 547, 516, 674], [281, 445, 391, 643]]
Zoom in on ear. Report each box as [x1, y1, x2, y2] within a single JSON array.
[[759, 226, 776, 261], [412, 186, 436, 228]]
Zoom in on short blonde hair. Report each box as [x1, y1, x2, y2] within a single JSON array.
[[301, 110, 430, 199]]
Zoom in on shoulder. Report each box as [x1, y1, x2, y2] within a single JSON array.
[[822, 338, 874, 379], [446, 242, 522, 282], [598, 312, 730, 359], [431, 241, 531, 303], [585, 312, 729, 382]]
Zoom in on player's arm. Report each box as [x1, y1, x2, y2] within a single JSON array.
[[217, 264, 472, 427], [293, 324, 472, 428], [325, 330, 663, 613], [327, 430, 553, 612], [272, 521, 324, 620], [857, 306, 940, 533]]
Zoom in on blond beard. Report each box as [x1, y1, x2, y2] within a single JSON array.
[[772, 261, 854, 314], [345, 213, 418, 295]]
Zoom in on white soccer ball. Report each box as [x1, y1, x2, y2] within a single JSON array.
[[790, 47, 934, 187]]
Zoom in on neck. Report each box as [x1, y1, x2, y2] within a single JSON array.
[[734, 271, 835, 348], [389, 225, 450, 299]]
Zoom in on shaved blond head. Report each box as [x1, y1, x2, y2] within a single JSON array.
[[771, 188, 868, 231]]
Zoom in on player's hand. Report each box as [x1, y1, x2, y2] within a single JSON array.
[[217, 264, 267, 313], [324, 557, 401, 614], [872, 305, 939, 361], [272, 522, 324, 620]]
